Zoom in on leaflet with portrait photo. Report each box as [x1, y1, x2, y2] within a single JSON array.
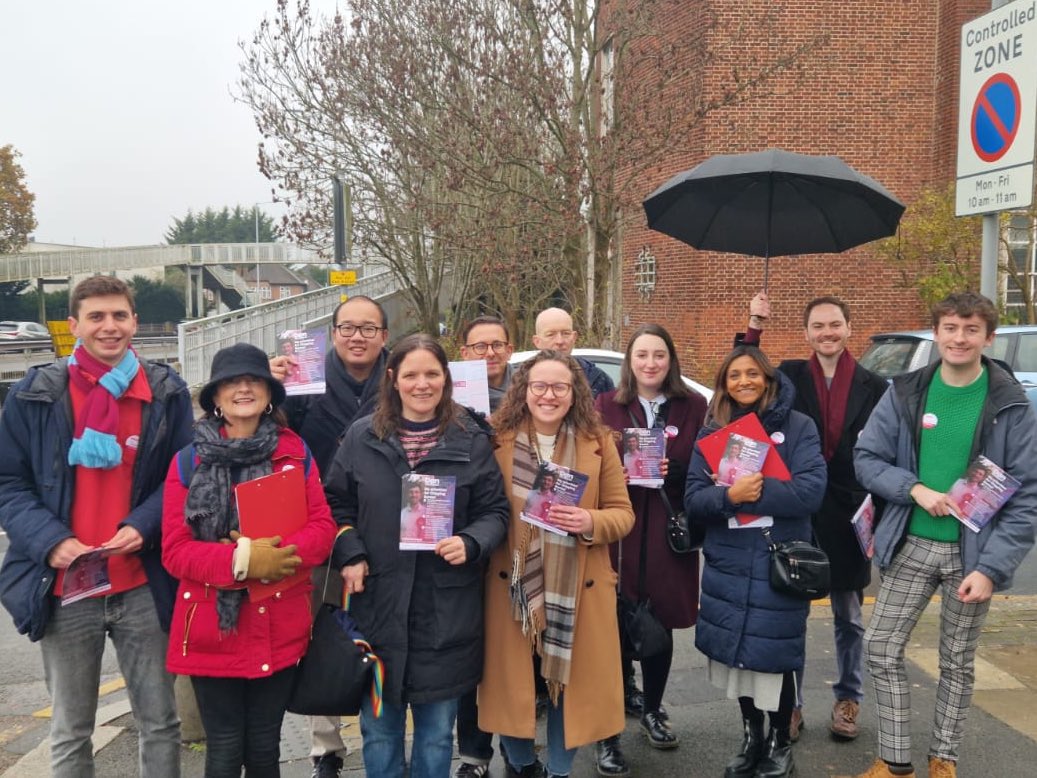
[[716, 432, 770, 487], [622, 427, 665, 488], [277, 327, 327, 396], [851, 494, 876, 559], [521, 463, 590, 536], [399, 473, 456, 550], [61, 549, 112, 606], [448, 360, 490, 416], [947, 454, 1020, 533]]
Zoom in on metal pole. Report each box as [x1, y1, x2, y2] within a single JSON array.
[[982, 1, 1012, 300], [254, 206, 260, 307]]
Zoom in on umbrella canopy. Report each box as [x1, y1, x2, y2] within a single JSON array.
[[643, 148, 905, 280]]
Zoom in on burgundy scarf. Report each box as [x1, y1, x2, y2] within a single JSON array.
[[807, 349, 855, 462]]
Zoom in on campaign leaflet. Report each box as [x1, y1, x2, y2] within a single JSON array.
[[521, 463, 590, 536], [622, 427, 665, 488], [851, 494, 876, 559], [448, 360, 491, 416], [61, 549, 112, 606], [716, 432, 770, 487], [948, 454, 1021, 533], [400, 473, 456, 550], [276, 327, 327, 396]]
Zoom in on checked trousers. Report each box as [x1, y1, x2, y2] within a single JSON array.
[[863, 535, 991, 765]]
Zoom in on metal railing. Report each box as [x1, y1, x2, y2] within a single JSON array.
[[177, 271, 397, 387], [0, 243, 318, 283]]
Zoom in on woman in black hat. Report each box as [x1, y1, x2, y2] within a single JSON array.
[[162, 342, 336, 777]]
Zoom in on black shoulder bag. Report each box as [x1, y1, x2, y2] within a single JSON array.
[[761, 525, 830, 601]]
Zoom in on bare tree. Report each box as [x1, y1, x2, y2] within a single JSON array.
[[237, 0, 824, 340]]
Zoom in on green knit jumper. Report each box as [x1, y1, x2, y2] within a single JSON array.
[[908, 367, 988, 542]]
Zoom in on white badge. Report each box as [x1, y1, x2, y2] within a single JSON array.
[[125, 435, 140, 450], [771, 431, 785, 444], [922, 412, 938, 429]]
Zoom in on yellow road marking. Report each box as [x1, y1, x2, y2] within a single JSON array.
[[32, 677, 126, 719]]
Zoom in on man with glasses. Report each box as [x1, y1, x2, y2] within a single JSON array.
[[271, 295, 389, 778], [533, 307, 614, 398], [460, 315, 515, 413]]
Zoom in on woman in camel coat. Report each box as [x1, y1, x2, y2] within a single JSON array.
[[478, 350, 634, 777]]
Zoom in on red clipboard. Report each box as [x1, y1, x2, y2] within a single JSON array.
[[697, 413, 790, 524], [235, 467, 309, 601]]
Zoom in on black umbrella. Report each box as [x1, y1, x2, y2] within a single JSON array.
[[642, 148, 905, 288]]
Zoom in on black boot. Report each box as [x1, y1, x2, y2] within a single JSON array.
[[623, 669, 644, 717], [754, 727, 795, 778], [724, 713, 766, 778], [595, 735, 630, 776]]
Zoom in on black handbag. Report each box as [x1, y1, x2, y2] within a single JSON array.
[[762, 527, 831, 601], [660, 490, 704, 554], [287, 541, 383, 716], [617, 499, 672, 660]]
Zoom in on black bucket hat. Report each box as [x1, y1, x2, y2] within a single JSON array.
[[198, 342, 287, 414]]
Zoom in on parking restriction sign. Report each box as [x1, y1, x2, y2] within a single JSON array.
[[956, 2, 1037, 216]]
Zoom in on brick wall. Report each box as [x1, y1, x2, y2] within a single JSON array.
[[610, 0, 988, 383]]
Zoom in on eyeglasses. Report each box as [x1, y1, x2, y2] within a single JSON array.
[[528, 381, 572, 397], [334, 323, 385, 338], [539, 329, 574, 340], [464, 340, 509, 356]]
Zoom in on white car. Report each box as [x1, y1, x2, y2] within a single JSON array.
[[509, 347, 713, 402], [0, 321, 51, 340]]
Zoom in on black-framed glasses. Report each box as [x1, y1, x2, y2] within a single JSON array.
[[464, 340, 509, 356], [334, 323, 385, 338], [528, 381, 572, 397]]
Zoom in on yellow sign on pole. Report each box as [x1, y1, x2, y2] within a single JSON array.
[[329, 270, 357, 286], [47, 321, 75, 357]]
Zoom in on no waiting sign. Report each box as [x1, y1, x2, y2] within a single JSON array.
[[956, 2, 1037, 216]]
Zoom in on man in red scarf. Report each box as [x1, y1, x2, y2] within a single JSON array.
[[0, 275, 193, 776], [741, 293, 887, 742]]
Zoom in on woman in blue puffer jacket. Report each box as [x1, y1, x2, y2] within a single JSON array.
[[685, 345, 826, 778]]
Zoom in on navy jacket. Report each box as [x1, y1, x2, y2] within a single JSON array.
[[684, 373, 826, 673], [574, 355, 615, 399], [0, 358, 193, 641], [324, 410, 510, 706]]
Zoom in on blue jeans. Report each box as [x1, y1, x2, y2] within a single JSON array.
[[794, 588, 865, 707], [359, 694, 457, 778], [40, 584, 180, 778], [191, 666, 296, 778], [500, 695, 577, 776]]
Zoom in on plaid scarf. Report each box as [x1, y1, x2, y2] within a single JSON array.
[[510, 424, 579, 702], [67, 342, 140, 469]]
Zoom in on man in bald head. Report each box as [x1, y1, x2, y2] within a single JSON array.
[[532, 307, 614, 398]]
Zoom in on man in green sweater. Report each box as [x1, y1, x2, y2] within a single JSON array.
[[852, 292, 1037, 778]]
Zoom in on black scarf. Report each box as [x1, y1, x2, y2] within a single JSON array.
[[322, 348, 386, 430], [184, 416, 280, 630]]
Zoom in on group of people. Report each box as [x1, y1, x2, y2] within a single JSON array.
[[0, 275, 1033, 778]]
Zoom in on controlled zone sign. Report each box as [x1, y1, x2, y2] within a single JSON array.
[[956, 1, 1037, 216]]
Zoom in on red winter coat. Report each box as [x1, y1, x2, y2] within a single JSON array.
[[162, 428, 336, 678], [595, 391, 706, 629]]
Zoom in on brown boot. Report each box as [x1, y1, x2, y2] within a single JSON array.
[[830, 699, 860, 740], [853, 759, 916, 778], [927, 757, 957, 778]]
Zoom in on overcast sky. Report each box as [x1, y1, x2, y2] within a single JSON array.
[[1, 1, 337, 249]]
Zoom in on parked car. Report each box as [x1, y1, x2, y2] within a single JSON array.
[[509, 347, 714, 402], [859, 325, 1037, 403], [0, 321, 50, 340]]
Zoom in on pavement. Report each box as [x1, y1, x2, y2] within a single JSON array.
[[4, 593, 1037, 777]]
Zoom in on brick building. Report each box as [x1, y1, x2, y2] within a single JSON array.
[[611, 0, 988, 384]]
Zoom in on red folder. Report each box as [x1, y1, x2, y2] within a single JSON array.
[[235, 467, 309, 601], [697, 413, 790, 524]]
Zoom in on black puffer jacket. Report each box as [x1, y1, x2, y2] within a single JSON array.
[[323, 409, 510, 705]]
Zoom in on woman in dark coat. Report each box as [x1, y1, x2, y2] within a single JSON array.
[[684, 345, 826, 778], [323, 334, 510, 778], [595, 324, 707, 755]]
